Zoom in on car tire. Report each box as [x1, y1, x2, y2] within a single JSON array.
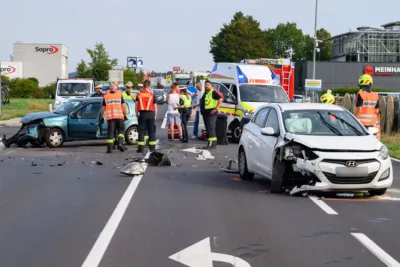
[[368, 188, 387, 196], [230, 123, 241, 143], [271, 159, 288, 193], [45, 128, 64, 148], [125, 125, 138, 145], [238, 147, 254, 181]]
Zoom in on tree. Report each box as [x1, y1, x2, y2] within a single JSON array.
[[303, 28, 332, 61], [1, 75, 11, 83], [123, 69, 137, 85], [76, 43, 118, 81], [316, 28, 332, 61], [265, 22, 308, 61], [210, 12, 272, 62], [76, 60, 92, 78], [27, 77, 39, 86]]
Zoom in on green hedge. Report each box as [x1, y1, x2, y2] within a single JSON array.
[[321, 87, 396, 96], [6, 77, 55, 99]]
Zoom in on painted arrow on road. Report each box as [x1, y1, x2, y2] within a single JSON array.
[[169, 237, 251, 267]]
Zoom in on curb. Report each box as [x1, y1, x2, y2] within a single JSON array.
[[391, 157, 400, 163]]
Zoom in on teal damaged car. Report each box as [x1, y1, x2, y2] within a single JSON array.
[[2, 97, 138, 148]]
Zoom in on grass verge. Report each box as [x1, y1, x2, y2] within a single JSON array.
[[0, 99, 54, 121], [381, 133, 400, 160]]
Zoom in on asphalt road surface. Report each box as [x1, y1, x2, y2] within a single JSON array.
[[1, 105, 400, 267]]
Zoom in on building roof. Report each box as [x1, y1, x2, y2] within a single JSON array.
[[327, 22, 400, 41], [381, 21, 400, 28]]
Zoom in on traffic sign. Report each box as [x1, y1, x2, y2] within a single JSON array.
[[173, 66, 180, 72], [305, 79, 322, 91], [169, 237, 251, 267], [127, 57, 144, 69]]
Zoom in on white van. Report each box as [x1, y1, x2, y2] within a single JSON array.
[[206, 63, 289, 142], [55, 78, 95, 109]]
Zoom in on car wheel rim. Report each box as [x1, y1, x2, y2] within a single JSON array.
[[129, 128, 138, 143], [49, 131, 62, 146], [234, 127, 241, 139], [239, 151, 246, 175]]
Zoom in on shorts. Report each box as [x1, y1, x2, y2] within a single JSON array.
[[167, 113, 181, 125]]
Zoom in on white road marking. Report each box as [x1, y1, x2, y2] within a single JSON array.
[[352, 233, 400, 267], [161, 112, 168, 129], [308, 196, 338, 215], [81, 140, 159, 267], [0, 138, 4, 152]]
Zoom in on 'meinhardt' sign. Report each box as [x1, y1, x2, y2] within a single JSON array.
[[364, 65, 400, 76]]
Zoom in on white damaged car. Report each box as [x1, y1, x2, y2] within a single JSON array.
[[238, 103, 393, 196]]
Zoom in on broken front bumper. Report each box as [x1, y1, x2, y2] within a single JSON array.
[[289, 150, 393, 194], [3, 123, 44, 147]]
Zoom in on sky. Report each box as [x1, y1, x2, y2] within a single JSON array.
[[1, 0, 399, 73]]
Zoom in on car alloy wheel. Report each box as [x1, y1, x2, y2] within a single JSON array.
[[126, 126, 139, 145], [49, 131, 63, 146]]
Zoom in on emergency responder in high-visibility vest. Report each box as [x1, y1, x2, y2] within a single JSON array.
[[200, 80, 223, 149], [136, 83, 150, 144], [178, 87, 192, 143], [123, 81, 135, 100], [355, 74, 380, 140], [101, 83, 128, 153], [135, 80, 158, 153]]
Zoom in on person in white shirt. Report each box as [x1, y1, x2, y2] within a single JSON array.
[[166, 83, 183, 140], [191, 83, 203, 138]]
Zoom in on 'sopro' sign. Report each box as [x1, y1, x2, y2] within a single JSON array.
[[0, 66, 16, 75], [35, 45, 59, 54]]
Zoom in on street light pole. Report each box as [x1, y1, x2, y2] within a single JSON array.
[[312, 0, 318, 79]]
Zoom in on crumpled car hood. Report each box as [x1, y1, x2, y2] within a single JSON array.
[[285, 133, 381, 151], [21, 112, 59, 124]]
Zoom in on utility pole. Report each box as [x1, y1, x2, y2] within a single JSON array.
[[312, 0, 318, 79]]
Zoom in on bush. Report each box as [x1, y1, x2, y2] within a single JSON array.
[[9, 78, 40, 98], [42, 82, 56, 99], [1, 75, 10, 83], [28, 77, 39, 86], [321, 87, 396, 96]]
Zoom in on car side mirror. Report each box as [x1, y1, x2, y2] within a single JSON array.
[[260, 127, 277, 136], [367, 127, 379, 135], [70, 112, 77, 118]]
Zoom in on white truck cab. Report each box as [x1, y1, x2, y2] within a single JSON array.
[[55, 78, 95, 109], [207, 63, 290, 142]]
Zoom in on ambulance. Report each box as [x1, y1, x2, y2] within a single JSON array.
[[206, 62, 290, 142]]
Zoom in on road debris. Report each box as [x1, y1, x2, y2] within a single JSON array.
[[120, 162, 146, 176], [221, 160, 239, 173], [145, 152, 171, 167]]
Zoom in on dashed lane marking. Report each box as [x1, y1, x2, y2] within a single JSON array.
[[308, 196, 338, 215], [81, 140, 159, 267], [352, 233, 400, 267]]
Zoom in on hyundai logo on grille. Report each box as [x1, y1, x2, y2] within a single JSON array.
[[346, 161, 358, 167]]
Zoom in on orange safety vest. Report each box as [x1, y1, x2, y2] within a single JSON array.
[[137, 89, 155, 111], [355, 91, 379, 126], [103, 90, 124, 120]]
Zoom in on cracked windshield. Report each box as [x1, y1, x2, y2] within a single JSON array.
[[1, 0, 400, 266]]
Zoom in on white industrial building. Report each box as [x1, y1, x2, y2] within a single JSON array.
[[0, 61, 23, 79], [12, 43, 68, 86]]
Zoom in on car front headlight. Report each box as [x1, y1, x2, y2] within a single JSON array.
[[379, 144, 389, 160], [55, 100, 61, 105], [243, 111, 254, 119]]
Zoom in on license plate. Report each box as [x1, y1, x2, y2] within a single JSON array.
[[335, 167, 368, 177]]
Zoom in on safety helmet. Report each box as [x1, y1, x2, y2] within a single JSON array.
[[320, 93, 335, 104], [358, 74, 373, 87]]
